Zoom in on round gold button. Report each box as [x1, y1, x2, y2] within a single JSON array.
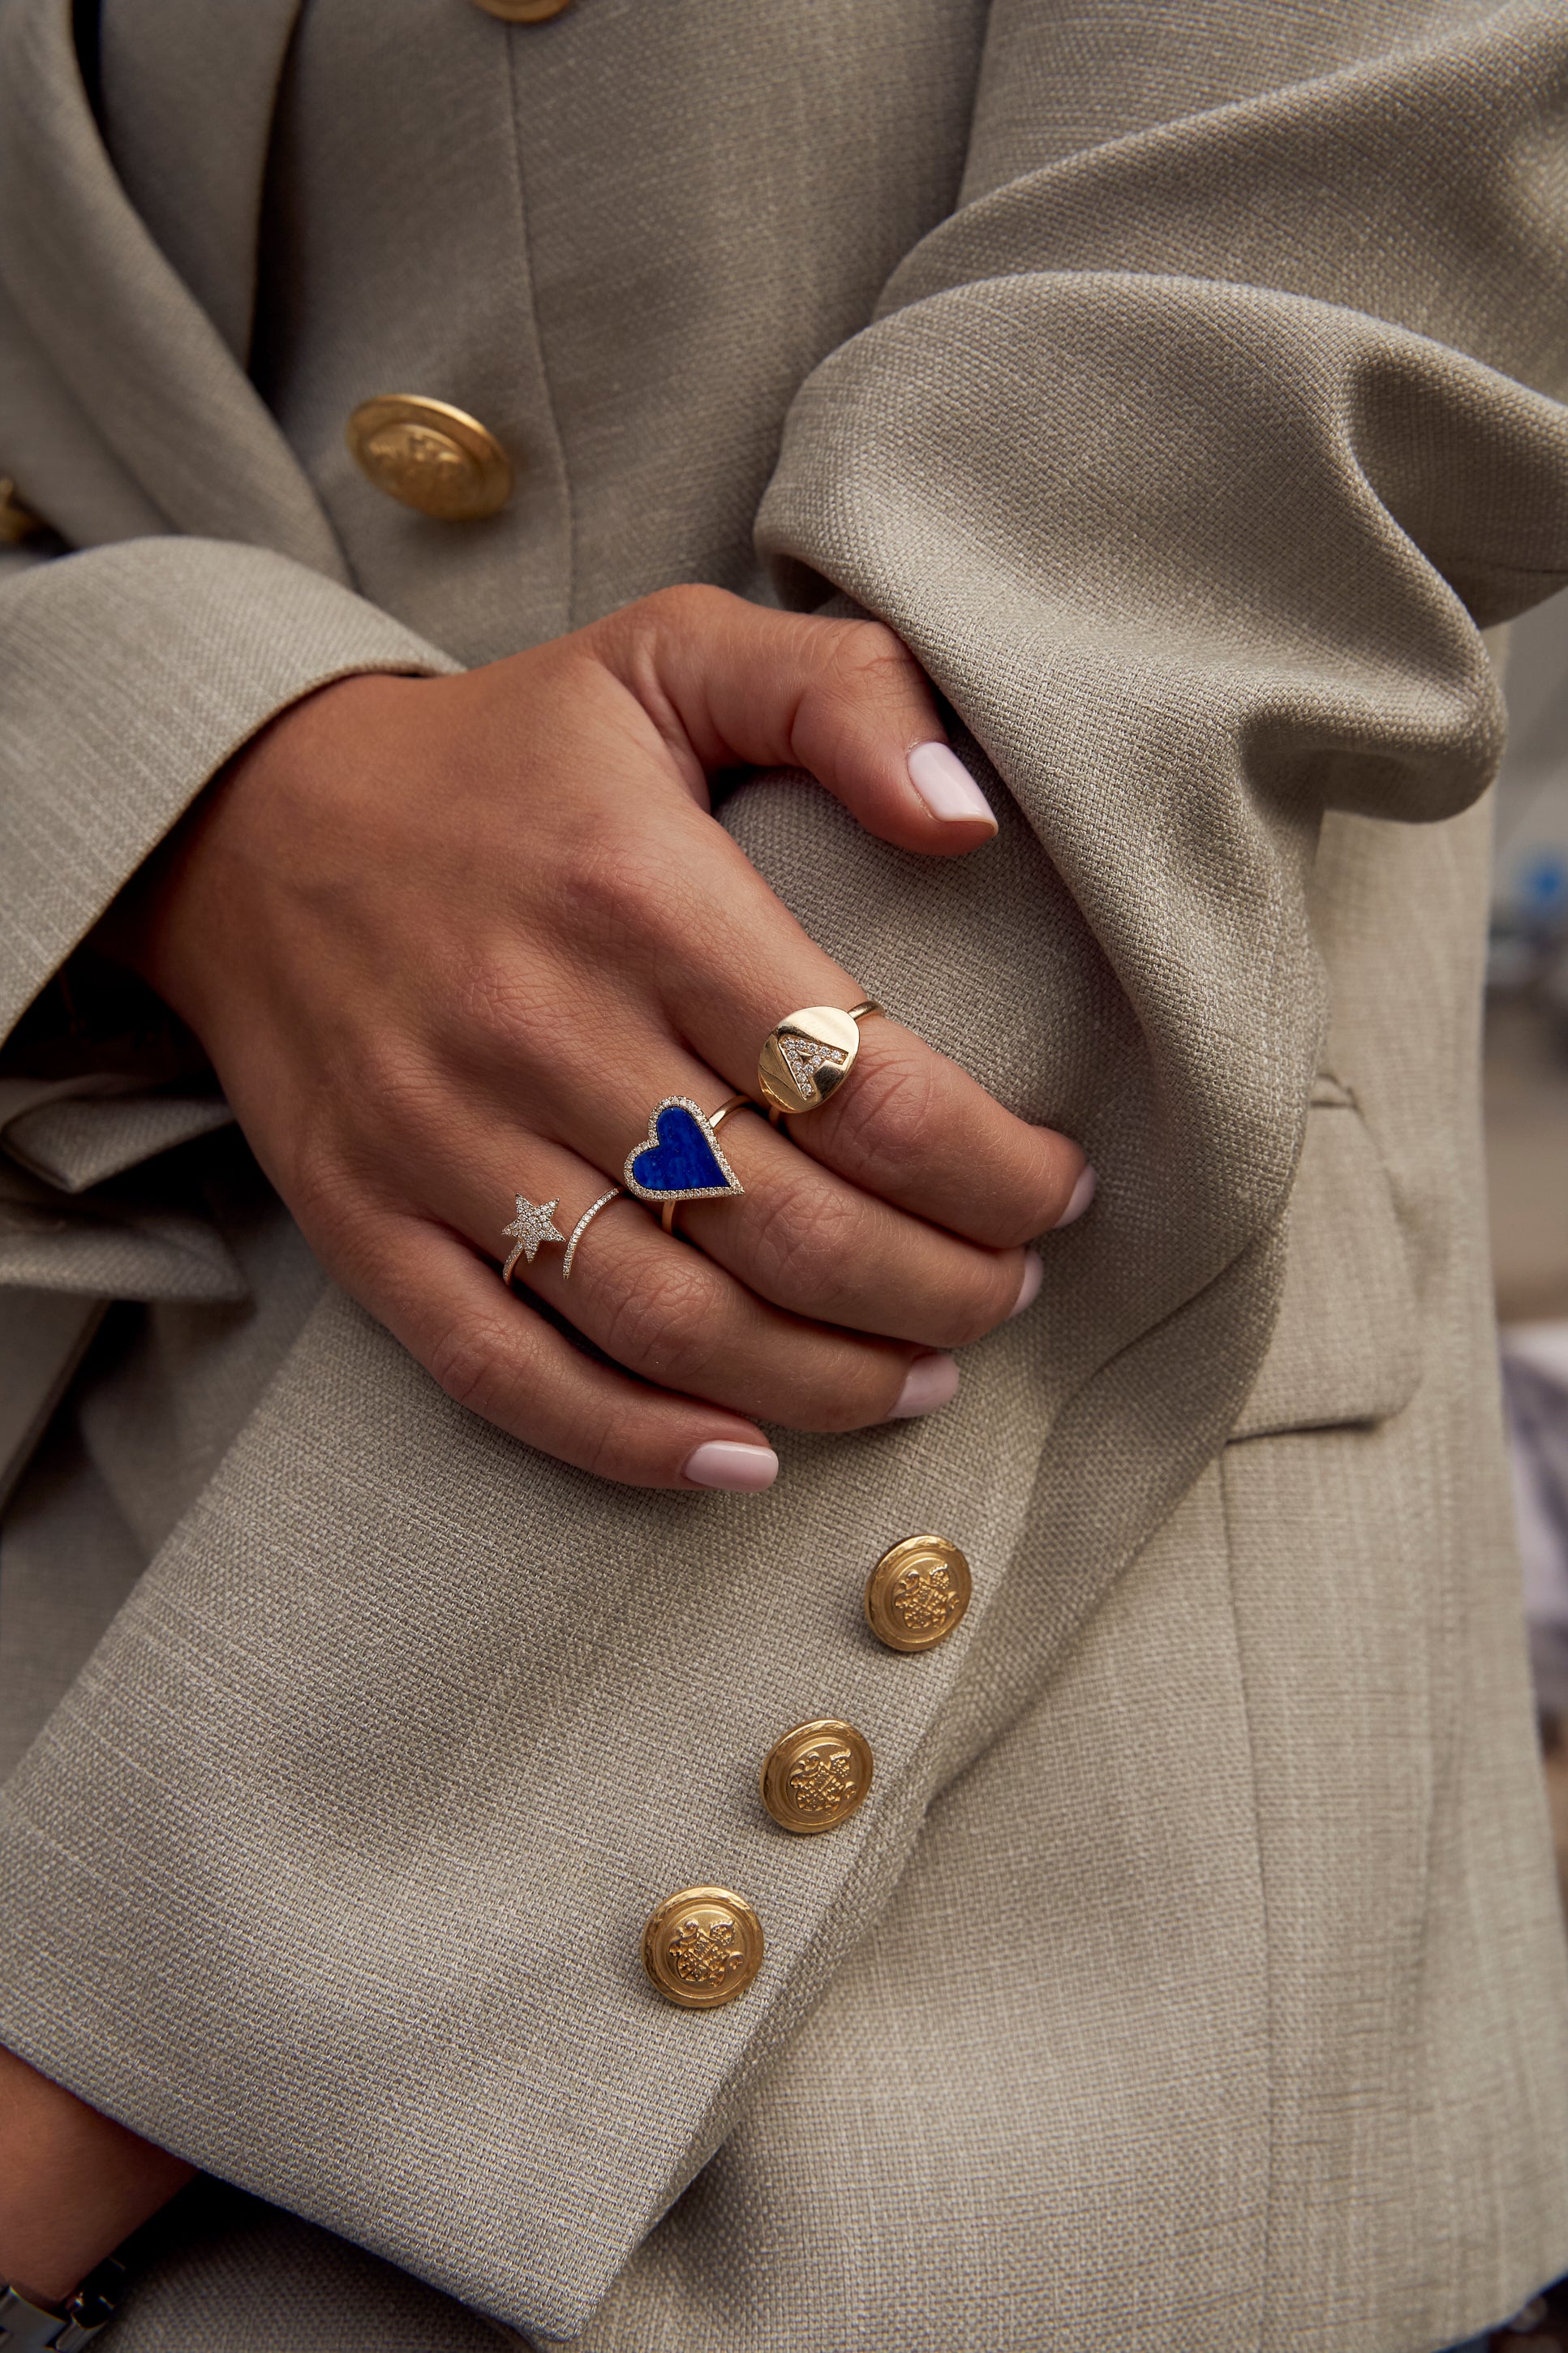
[[346, 395, 513, 521], [864, 1534, 973, 1654], [470, 0, 573, 19], [760, 1719, 874, 1835], [642, 1886, 764, 2010]]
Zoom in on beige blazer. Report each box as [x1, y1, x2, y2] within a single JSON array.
[[2, 1, 1567, 2345]]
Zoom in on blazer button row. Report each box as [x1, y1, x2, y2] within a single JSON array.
[[641, 1536, 973, 2011]]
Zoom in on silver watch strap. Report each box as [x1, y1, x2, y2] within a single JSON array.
[[0, 2258, 124, 2350]]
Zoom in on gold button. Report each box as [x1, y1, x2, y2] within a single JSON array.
[[346, 396, 513, 521], [864, 1534, 973, 1654], [642, 1886, 764, 2010], [760, 1719, 874, 1835], [470, 0, 573, 19]]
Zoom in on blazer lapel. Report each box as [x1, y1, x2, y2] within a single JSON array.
[[0, 0, 346, 577]]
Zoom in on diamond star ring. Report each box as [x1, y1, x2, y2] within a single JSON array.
[[500, 1194, 565, 1288], [756, 1001, 882, 1118]]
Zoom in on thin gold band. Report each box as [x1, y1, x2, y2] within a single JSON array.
[[562, 1187, 623, 1279], [661, 1095, 758, 1234]]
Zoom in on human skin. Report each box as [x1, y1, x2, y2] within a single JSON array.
[[0, 2048, 193, 2306], [109, 585, 1088, 1491], [0, 592, 1088, 2295]]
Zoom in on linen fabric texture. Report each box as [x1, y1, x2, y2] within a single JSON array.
[[1, 0, 1566, 2346]]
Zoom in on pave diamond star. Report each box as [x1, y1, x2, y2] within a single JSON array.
[[502, 1194, 565, 1265]]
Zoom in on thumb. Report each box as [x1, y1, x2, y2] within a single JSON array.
[[595, 585, 999, 856]]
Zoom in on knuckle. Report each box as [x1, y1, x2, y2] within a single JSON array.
[[827, 617, 915, 695], [937, 1267, 1017, 1348], [347, 1033, 449, 1146], [653, 581, 727, 630], [824, 1049, 938, 1185], [555, 829, 677, 957], [742, 1174, 864, 1314], [450, 948, 579, 1073], [597, 1253, 722, 1385], [284, 1125, 351, 1238], [426, 1313, 513, 1421], [788, 1348, 907, 1435], [581, 1414, 638, 1485]]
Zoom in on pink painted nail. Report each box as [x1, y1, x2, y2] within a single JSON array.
[[1055, 1165, 1098, 1228], [1009, 1250, 1044, 1317], [907, 742, 997, 828], [683, 1441, 780, 1492], [888, 1352, 960, 1420]]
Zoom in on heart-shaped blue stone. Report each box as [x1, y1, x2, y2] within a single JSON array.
[[625, 1099, 743, 1202]]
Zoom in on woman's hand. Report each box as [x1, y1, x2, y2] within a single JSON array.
[[116, 587, 1087, 1490]]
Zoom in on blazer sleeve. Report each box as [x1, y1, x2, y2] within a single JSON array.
[[0, 3, 456, 1294], [752, 0, 1568, 1327], [1, 3, 1565, 2347]]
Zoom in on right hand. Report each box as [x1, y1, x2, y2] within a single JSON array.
[[114, 587, 1089, 1491]]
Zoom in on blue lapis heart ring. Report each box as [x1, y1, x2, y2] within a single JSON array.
[[622, 1094, 755, 1235]]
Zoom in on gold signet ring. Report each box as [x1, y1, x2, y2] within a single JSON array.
[[757, 1001, 881, 1117]]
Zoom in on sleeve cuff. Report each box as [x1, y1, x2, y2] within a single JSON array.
[[0, 536, 459, 1042]]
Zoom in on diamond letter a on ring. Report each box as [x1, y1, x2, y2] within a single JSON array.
[[780, 1035, 848, 1097]]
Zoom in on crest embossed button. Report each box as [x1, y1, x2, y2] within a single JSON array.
[[470, 0, 573, 19], [642, 1886, 764, 2009], [865, 1534, 972, 1654], [346, 396, 513, 520], [761, 1719, 874, 1834]]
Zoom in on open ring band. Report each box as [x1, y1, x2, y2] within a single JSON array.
[[757, 1000, 882, 1119], [502, 1186, 626, 1289], [659, 1095, 758, 1234], [562, 1188, 623, 1279]]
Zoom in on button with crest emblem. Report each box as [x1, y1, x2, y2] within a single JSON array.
[[865, 1534, 972, 1654], [760, 1719, 874, 1835], [346, 395, 513, 520], [642, 1886, 764, 2010]]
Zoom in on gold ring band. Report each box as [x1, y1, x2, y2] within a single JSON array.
[[757, 1000, 883, 1119], [561, 1187, 623, 1279], [660, 1095, 758, 1233]]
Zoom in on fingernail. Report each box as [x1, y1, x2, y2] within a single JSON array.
[[907, 742, 997, 828], [887, 1351, 960, 1420], [1055, 1165, 1098, 1228], [1009, 1250, 1044, 1317], [683, 1441, 780, 1492]]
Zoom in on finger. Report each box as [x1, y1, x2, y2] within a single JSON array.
[[775, 1013, 1089, 1248], [636, 873, 1088, 1246], [663, 1103, 1040, 1346], [368, 1213, 785, 1491], [427, 1120, 956, 1433], [514, 1022, 1043, 1344], [592, 585, 999, 855]]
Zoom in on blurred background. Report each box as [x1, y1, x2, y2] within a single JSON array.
[[1490, 595, 1568, 1943], [1476, 592, 1568, 2352]]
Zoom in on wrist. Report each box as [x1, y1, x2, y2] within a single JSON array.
[[0, 2047, 192, 2308]]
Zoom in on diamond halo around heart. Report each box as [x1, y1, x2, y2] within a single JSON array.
[[622, 1096, 746, 1206]]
